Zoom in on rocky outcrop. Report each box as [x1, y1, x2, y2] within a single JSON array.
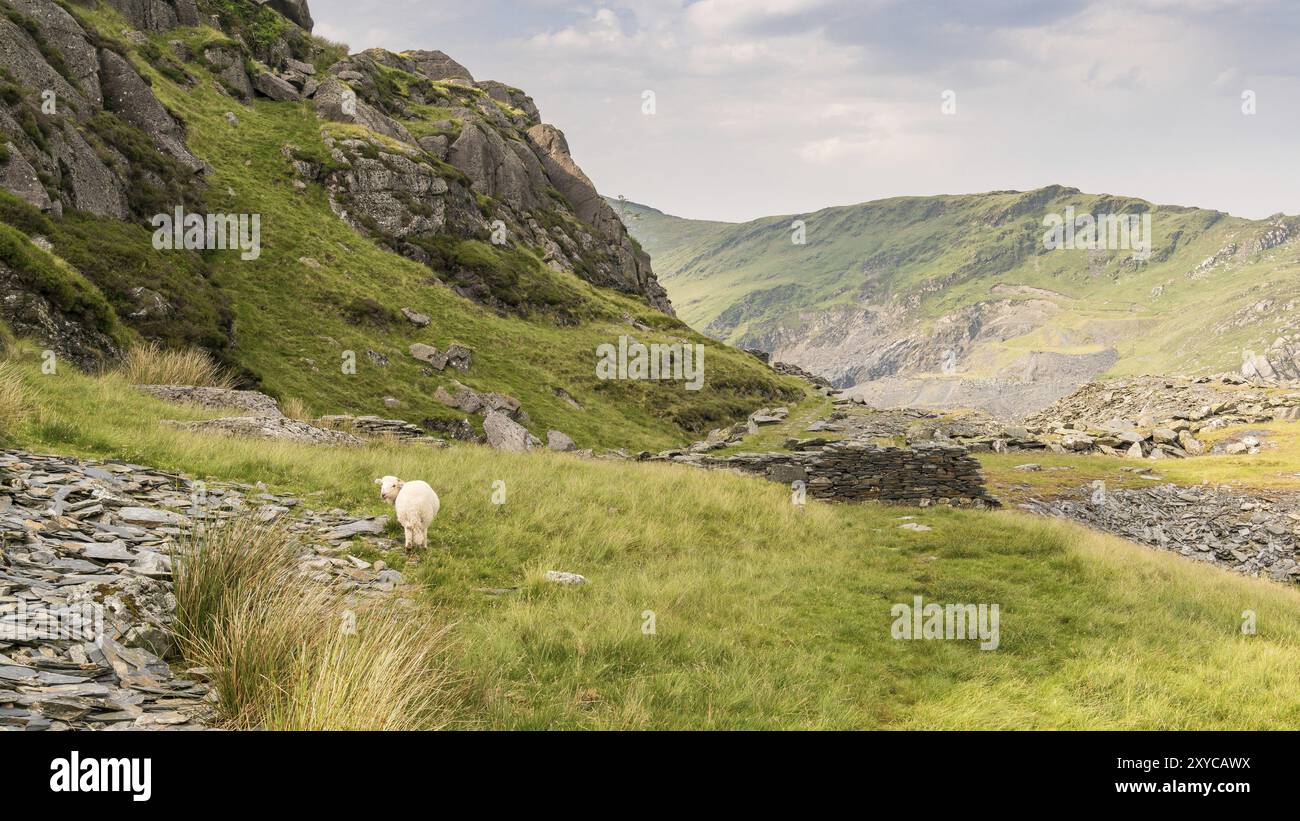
[[263, 0, 314, 32], [166, 416, 365, 445], [526, 124, 672, 314], [404, 49, 473, 82], [291, 45, 677, 316], [134, 385, 285, 417], [0, 1, 204, 219], [98, 48, 202, 169], [1242, 334, 1300, 382], [0, 261, 122, 371]]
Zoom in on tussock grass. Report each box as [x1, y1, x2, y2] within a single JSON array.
[[0, 361, 32, 441], [118, 341, 237, 389], [280, 396, 312, 421], [172, 517, 455, 730]]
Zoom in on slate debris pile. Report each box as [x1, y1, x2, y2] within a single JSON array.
[[0, 450, 408, 731]]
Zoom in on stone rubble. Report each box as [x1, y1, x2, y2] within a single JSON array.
[[1022, 483, 1300, 584], [0, 450, 409, 732]]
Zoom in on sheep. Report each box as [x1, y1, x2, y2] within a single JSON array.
[[375, 475, 440, 551]]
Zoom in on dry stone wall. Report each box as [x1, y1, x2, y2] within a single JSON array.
[[685, 441, 997, 507]]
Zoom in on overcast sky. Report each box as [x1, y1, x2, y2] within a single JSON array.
[[309, 0, 1300, 222]]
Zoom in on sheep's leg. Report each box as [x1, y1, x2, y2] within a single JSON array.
[[402, 524, 413, 552]]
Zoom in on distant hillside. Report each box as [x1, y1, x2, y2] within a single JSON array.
[[611, 189, 1300, 417]]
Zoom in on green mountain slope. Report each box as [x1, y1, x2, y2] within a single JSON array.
[[0, 1, 800, 451], [613, 190, 1300, 415]]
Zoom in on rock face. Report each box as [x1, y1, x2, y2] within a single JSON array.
[[263, 0, 314, 31], [0, 0, 211, 222], [294, 45, 676, 316], [526, 124, 672, 314], [1023, 483, 1300, 584], [103, 0, 199, 31]]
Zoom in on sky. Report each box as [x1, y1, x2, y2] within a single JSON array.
[[309, 0, 1300, 223]]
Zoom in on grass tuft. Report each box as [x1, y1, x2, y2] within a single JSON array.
[[280, 396, 312, 421], [171, 517, 456, 729], [0, 361, 32, 441], [118, 342, 238, 389]]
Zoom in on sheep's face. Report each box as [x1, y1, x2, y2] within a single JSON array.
[[376, 475, 404, 504]]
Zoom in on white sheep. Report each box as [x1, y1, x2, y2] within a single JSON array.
[[375, 475, 440, 551]]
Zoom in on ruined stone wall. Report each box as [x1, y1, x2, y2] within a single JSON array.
[[688, 442, 997, 507]]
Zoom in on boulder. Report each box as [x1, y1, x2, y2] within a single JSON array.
[[544, 570, 588, 586], [252, 69, 301, 102], [401, 307, 431, 327], [263, 0, 313, 31], [409, 343, 441, 365], [404, 49, 474, 82], [546, 430, 577, 452], [483, 410, 532, 453]]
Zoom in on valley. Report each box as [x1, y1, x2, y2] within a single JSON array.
[[616, 192, 1300, 419], [0, 0, 1298, 734]]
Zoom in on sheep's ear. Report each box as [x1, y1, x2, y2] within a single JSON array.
[[374, 478, 382, 485]]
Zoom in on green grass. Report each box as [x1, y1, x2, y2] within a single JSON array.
[[0, 221, 129, 347], [5, 345, 1300, 729]]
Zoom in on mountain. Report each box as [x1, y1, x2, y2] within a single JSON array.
[[0, 0, 798, 450], [612, 190, 1300, 418]]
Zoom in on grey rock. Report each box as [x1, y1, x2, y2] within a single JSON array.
[[546, 430, 577, 452], [544, 570, 588, 586], [252, 69, 302, 102], [483, 410, 532, 453]]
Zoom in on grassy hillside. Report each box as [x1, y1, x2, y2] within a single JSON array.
[[0, 3, 800, 452], [615, 191, 1300, 380], [4, 344, 1300, 728]]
